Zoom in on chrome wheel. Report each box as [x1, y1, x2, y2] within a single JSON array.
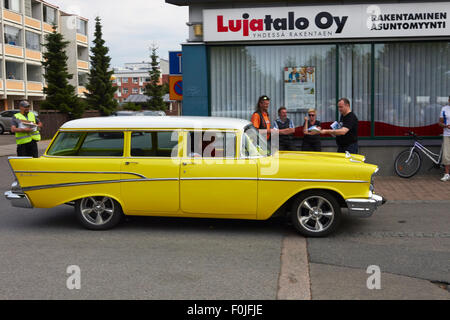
[[291, 191, 341, 237], [79, 196, 115, 226], [297, 196, 335, 233]]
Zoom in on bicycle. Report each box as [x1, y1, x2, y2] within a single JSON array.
[[394, 131, 443, 178]]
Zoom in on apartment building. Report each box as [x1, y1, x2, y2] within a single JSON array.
[[113, 60, 169, 103], [0, 0, 89, 111]]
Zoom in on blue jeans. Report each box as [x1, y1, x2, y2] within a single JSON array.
[[337, 143, 358, 154]]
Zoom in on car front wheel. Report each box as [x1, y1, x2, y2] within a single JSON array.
[[291, 191, 341, 237], [75, 196, 123, 230]]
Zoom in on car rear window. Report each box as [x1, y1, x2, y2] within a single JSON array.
[[47, 131, 124, 157]]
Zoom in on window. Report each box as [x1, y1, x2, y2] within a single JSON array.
[[47, 132, 124, 157], [27, 64, 42, 82], [132, 88, 139, 94], [6, 61, 23, 80], [77, 19, 87, 35], [122, 77, 128, 84], [132, 77, 139, 84], [26, 31, 40, 51], [4, 25, 22, 46], [187, 131, 236, 158], [131, 131, 178, 157], [4, 0, 20, 12], [43, 6, 56, 25], [210, 45, 336, 129], [122, 88, 128, 94], [373, 42, 450, 137]]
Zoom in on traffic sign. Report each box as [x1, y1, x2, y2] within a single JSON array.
[[169, 76, 183, 101], [169, 51, 182, 75]]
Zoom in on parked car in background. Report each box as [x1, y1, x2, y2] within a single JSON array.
[[4, 116, 385, 237], [110, 111, 140, 117], [0, 110, 39, 134], [111, 110, 166, 117]]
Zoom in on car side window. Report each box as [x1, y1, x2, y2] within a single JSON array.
[[130, 131, 178, 157], [47, 132, 84, 156], [77, 132, 124, 157], [187, 131, 236, 158]]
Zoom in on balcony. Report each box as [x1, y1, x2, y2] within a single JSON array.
[[76, 34, 88, 45], [25, 16, 42, 30], [5, 45, 24, 58], [78, 86, 88, 96], [27, 81, 43, 94], [26, 49, 41, 61], [3, 9, 22, 24], [77, 60, 89, 70], [6, 80, 25, 92], [43, 23, 55, 33]]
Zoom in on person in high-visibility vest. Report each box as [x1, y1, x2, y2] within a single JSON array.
[[10, 100, 43, 158]]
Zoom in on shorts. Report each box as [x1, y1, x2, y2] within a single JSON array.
[[443, 136, 450, 165]]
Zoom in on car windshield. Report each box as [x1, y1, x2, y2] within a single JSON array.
[[242, 125, 270, 157]]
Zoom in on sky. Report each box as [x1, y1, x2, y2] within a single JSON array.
[[49, 0, 188, 68]]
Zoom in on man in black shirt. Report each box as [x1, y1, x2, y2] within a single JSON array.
[[320, 98, 359, 154]]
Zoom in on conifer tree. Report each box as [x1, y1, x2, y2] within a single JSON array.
[[145, 44, 166, 110], [41, 27, 84, 119], [86, 16, 117, 115]]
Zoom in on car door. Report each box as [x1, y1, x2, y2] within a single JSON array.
[[120, 130, 181, 215], [180, 130, 258, 218]]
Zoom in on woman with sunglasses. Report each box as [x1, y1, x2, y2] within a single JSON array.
[[302, 109, 322, 152]]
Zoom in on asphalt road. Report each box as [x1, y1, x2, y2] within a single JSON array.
[[0, 155, 449, 299]]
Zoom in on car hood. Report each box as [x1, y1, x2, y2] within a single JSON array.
[[276, 150, 367, 163]]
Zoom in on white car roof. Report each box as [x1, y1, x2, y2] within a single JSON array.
[[60, 116, 252, 131]]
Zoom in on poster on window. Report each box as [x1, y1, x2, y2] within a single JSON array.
[[284, 67, 316, 111]]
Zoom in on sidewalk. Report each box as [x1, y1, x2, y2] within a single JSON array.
[[374, 175, 450, 201], [0, 141, 51, 157], [1, 141, 448, 201]]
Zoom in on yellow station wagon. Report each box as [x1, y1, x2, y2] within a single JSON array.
[[5, 116, 385, 237]]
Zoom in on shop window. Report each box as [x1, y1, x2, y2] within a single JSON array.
[[209, 45, 336, 130], [339, 44, 372, 137], [374, 42, 450, 137]]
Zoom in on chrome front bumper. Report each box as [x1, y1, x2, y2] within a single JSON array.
[[4, 191, 33, 209], [346, 194, 386, 217]]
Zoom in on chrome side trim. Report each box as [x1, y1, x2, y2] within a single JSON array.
[[14, 171, 147, 179], [180, 177, 256, 181], [21, 178, 179, 192], [259, 178, 369, 183]]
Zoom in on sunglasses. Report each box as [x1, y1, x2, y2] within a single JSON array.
[[308, 114, 315, 117], [261, 96, 269, 100]]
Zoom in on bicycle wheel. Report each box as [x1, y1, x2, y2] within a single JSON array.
[[394, 150, 422, 178]]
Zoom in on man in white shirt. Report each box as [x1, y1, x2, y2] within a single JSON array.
[[439, 96, 450, 181]]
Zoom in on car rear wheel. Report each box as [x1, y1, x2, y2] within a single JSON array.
[[291, 191, 341, 237], [75, 196, 123, 230], [0, 124, 4, 135]]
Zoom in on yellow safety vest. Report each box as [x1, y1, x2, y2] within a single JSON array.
[[14, 112, 41, 145]]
